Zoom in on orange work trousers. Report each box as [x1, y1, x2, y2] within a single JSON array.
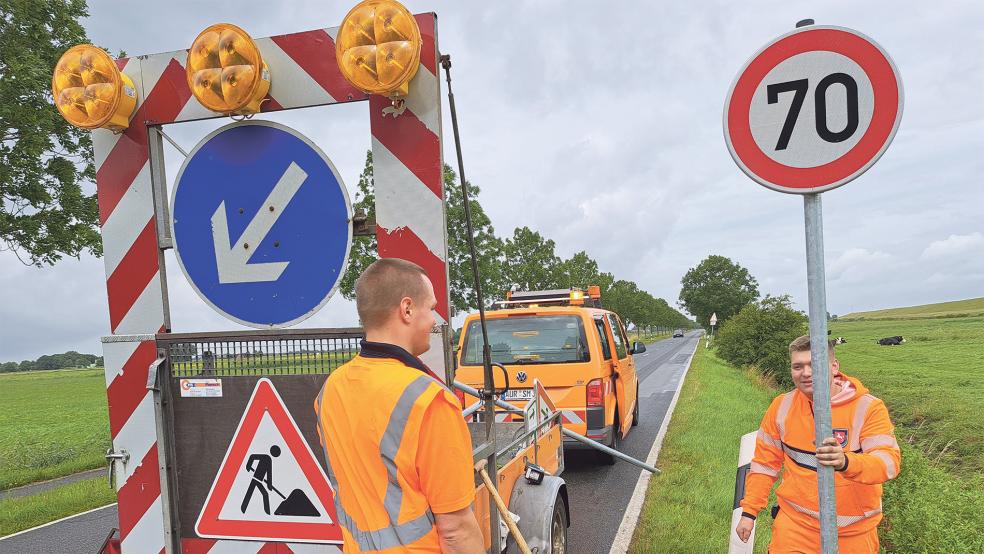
[[768, 510, 879, 553]]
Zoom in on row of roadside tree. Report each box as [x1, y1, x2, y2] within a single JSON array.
[[676, 254, 808, 387], [0, 351, 102, 373], [338, 152, 692, 331]]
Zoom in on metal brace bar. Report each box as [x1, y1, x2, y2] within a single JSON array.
[[147, 127, 173, 251], [472, 441, 496, 465], [147, 356, 165, 390], [454, 380, 661, 474], [147, 350, 180, 552], [156, 126, 189, 158]]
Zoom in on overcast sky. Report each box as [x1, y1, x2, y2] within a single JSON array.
[[2, 1, 982, 362]]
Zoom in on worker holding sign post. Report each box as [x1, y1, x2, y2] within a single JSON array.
[[735, 336, 900, 552], [724, 19, 903, 553]]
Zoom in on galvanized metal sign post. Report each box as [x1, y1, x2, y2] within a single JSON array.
[[724, 20, 903, 552]]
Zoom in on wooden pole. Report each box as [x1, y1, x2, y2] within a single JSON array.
[[475, 460, 532, 554]]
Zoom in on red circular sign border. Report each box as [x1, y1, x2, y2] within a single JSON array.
[[724, 26, 903, 194]]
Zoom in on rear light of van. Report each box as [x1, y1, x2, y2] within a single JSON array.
[[586, 378, 604, 408]]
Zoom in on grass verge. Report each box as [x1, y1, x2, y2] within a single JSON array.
[[629, 348, 984, 553], [0, 368, 109, 489], [0, 477, 116, 537], [629, 348, 777, 553]]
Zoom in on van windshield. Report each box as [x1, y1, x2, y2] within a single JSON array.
[[460, 315, 590, 365]]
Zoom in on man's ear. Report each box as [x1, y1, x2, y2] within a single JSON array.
[[831, 357, 840, 374], [399, 296, 413, 323]]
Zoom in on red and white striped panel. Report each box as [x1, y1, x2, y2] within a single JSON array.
[[181, 538, 343, 553], [561, 410, 586, 426], [94, 17, 445, 553], [369, 15, 449, 323]]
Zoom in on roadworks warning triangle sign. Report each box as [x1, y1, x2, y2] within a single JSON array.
[[196, 378, 343, 543]]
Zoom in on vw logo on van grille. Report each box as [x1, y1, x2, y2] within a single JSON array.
[[516, 371, 528, 383]]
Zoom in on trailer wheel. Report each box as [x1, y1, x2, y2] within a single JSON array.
[[549, 493, 568, 554]]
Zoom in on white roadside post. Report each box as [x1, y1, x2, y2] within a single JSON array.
[[729, 431, 758, 554], [723, 19, 903, 553]]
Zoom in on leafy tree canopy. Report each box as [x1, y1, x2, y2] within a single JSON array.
[[714, 295, 807, 388], [678, 254, 759, 329], [338, 151, 690, 330], [1, 0, 102, 265], [501, 226, 562, 292]]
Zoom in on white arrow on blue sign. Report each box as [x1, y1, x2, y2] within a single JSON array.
[[171, 120, 352, 329]]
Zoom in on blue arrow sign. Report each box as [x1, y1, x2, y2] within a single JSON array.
[[171, 121, 352, 328]]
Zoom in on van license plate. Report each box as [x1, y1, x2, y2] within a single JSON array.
[[502, 389, 534, 401]]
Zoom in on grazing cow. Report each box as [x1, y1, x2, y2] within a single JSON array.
[[878, 336, 905, 346], [834, 337, 847, 345]]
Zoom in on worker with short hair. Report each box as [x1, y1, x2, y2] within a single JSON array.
[[315, 258, 483, 553], [735, 335, 901, 552]]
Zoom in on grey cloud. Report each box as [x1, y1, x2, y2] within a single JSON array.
[[1, 1, 981, 361]]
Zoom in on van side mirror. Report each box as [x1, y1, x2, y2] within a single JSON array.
[[631, 342, 646, 354]]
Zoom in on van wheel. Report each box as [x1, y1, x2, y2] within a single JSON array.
[[632, 389, 640, 427], [548, 494, 569, 553], [600, 416, 619, 465]]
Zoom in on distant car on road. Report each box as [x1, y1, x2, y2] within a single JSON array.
[[673, 329, 685, 338]]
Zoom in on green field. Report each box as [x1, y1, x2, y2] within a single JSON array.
[[0, 477, 116, 537], [0, 368, 109, 490], [829, 316, 984, 479], [631, 348, 984, 552], [841, 297, 984, 320]]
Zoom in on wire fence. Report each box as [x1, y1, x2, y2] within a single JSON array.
[[158, 329, 365, 377]]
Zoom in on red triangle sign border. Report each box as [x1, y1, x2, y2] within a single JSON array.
[[195, 377, 343, 544]]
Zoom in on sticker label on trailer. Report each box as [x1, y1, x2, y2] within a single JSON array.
[[180, 378, 223, 398]]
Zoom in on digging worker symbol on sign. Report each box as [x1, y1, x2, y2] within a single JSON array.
[[242, 444, 321, 517], [242, 445, 281, 515]]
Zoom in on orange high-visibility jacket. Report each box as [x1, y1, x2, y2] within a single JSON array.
[[740, 373, 901, 536], [315, 342, 475, 553]]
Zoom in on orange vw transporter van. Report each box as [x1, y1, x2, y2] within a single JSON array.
[[455, 287, 645, 463]]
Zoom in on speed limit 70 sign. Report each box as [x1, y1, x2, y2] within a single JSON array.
[[724, 26, 903, 194]]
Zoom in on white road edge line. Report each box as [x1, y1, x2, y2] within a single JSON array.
[[0, 503, 117, 541], [609, 335, 701, 554]]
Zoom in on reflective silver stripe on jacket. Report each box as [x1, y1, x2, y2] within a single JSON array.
[[321, 374, 438, 551], [860, 434, 898, 451], [775, 391, 796, 442], [782, 443, 818, 471], [870, 450, 899, 479], [848, 394, 876, 451], [750, 461, 779, 478], [785, 499, 883, 528], [756, 428, 782, 449]]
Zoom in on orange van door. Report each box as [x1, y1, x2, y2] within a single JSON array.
[[613, 314, 638, 430], [591, 316, 616, 435], [604, 314, 631, 434]]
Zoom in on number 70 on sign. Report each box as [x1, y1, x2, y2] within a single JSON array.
[[724, 26, 903, 195]]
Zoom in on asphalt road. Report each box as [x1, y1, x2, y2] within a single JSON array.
[[1, 333, 700, 554], [563, 331, 701, 554], [0, 503, 118, 553]]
